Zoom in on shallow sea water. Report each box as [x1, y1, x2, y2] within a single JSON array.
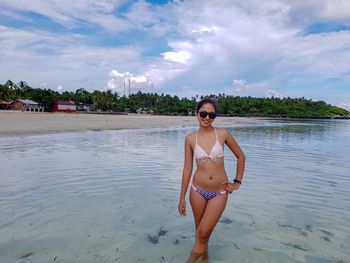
[[0, 119, 349, 263]]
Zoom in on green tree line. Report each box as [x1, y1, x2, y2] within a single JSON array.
[[1, 80, 349, 118]]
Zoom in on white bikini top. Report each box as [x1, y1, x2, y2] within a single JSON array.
[[194, 128, 224, 161]]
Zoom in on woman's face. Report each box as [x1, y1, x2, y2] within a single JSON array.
[[196, 103, 216, 128]]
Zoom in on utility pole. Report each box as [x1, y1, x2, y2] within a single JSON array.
[[128, 79, 131, 96], [123, 78, 126, 97]]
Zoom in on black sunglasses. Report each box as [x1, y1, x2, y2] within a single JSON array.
[[199, 111, 217, 119]]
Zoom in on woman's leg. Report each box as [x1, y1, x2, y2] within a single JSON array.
[[189, 187, 208, 229], [187, 188, 208, 262], [192, 193, 228, 255]]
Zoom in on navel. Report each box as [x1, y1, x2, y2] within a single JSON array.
[[209, 176, 213, 180]]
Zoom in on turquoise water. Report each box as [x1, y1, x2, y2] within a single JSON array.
[[0, 119, 349, 263]]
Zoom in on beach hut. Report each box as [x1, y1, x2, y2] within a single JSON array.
[[76, 103, 92, 112], [52, 101, 77, 113], [136, 107, 149, 114], [11, 99, 44, 112], [0, 99, 11, 110]]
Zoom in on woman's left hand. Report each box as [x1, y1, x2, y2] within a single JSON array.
[[223, 181, 240, 194]]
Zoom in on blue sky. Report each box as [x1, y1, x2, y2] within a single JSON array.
[[0, 0, 350, 110]]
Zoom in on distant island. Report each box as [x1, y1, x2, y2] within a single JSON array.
[[1, 80, 349, 118]]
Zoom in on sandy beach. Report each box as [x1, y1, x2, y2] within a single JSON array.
[[0, 111, 261, 136]]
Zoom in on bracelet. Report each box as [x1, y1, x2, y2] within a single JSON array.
[[233, 178, 242, 185]]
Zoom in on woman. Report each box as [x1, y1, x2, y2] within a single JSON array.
[[178, 98, 246, 262]]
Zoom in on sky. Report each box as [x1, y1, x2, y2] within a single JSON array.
[[0, 0, 350, 110]]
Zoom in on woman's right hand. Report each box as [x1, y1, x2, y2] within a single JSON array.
[[178, 198, 186, 216]]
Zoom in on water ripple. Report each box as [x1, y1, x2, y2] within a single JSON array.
[[0, 120, 350, 262]]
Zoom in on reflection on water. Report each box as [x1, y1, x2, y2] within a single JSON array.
[[0, 120, 349, 262]]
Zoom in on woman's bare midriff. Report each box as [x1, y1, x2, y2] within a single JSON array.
[[192, 157, 228, 192]]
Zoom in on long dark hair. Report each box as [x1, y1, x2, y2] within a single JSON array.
[[196, 98, 217, 112]]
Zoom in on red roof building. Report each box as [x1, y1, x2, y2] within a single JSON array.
[[52, 101, 76, 113]]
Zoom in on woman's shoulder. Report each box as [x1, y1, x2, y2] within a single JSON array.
[[215, 127, 230, 135], [185, 131, 197, 145], [215, 127, 233, 139], [185, 131, 196, 140]]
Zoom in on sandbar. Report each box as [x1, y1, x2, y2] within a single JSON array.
[[0, 111, 261, 136]]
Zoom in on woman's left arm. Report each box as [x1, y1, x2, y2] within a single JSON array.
[[223, 128, 246, 190]]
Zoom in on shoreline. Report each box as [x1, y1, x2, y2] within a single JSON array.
[[0, 111, 262, 137]]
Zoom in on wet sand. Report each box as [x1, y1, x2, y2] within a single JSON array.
[[0, 111, 261, 136]]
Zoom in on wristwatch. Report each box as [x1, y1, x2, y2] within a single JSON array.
[[233, 178, 242, 185]]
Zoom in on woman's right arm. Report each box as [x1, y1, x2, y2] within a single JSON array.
[[178, 134, 193, 216]]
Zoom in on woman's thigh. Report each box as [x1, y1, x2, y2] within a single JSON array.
[[190, 187, 207, 229], [197, 193, 228, 235]]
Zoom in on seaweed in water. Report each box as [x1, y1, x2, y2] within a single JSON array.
[[219, 217, 233, 224], [159, 255, 175, 263], [147, 227, 168, 245], [318, 229, 334, 242], [19, 252, 35, 259], [299, 230, 308, 237], [306, 224, 313, 232], [304, 255, 343, 263], [147, 234, 159, 244], [321, 236, 331, 242], [278, 223, 308, 236], [280, 242, 308, 251], [319, 229, 334, 237], [158, 227, 168, 236]]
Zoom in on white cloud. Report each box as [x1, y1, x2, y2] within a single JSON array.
[[231, 79, 271, 97], [142, 64, 186, 88], [287, 0, 350, 23], [190, 25, 218, 35], [138, 0, 350, 103], [130, 75, 148, 83], [0, 25, 143, 91], [125, 1, 158, 27], [110, 70, 124, 78], [174, 85, 198, 99], [162, 50, 192, 64], [0, 25, 66, 55], [267, 89, 283, 98], [107, 70, 153, 95], [140, 1, 300, 95], [56, 85, 63, 92], [339, 102, 350, 111], [232, 79, 247, 92], [276, 31, 350, 78], [1, 0, 349, 108], [0, 0, 131, 32]]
